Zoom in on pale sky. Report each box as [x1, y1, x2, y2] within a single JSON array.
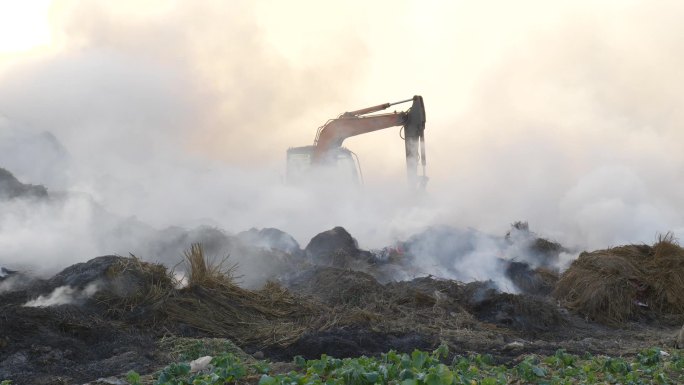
[[0, 1, 52, 54]]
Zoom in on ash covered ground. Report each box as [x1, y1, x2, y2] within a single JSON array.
[[1, 168, 683, 385]]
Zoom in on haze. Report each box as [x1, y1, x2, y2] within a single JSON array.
[[1, 0, 683, 273]]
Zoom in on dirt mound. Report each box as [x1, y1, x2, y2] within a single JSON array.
[[505, 221, 566, 268], [0, 167, 47, 200], [146, 226, 305, 288], [391, 276, 463, 301], [0, 250, 316, 384], [504, 261, 558, 296], [462, 280, 565, 333], [285, 268, 564, 335], [162, 280, 320, 348], [0, 305, 162, 385], [6, 248, 313, 352], [0, 256, 171, 384], [286, 268, 457, 312], [402, 226, 497, 265], [237, 227, 304, 257], [553, 236, 684, 324], [157, 252, 452, 356], [286, 267, 384, 305], [23, 255, 175, 323], [47, 255, 167, 290], [528, 238, 565, 266], [305, 226, 373, 267]]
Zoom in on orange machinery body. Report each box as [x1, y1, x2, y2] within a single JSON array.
[[286, 95, 426, 188]]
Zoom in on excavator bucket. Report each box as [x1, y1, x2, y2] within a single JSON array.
[[404, 96, 427, 189]]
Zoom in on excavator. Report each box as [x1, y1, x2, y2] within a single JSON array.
[[286, 95, 427, 189]]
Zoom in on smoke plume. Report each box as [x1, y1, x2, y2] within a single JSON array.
[[1, 1, 683, 285], [23, 282, 100, 307]]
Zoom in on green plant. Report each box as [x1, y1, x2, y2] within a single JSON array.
[[126, 370, 142, 385], [150, 345, 684, 385]]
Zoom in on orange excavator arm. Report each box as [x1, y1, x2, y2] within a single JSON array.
[[311, 95, 427, 188], [312, 113, 407, 162]]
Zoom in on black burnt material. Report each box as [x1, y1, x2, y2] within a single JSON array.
[[263, 329, 436, 361], [305, 226, 374, 267], [0, 167, 48, 200]]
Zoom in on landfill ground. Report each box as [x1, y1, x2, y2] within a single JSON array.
[[1, 228, 682, 385], [1, 168, 683, 384]]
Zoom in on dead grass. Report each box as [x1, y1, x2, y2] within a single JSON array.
[[156, 244, 322, 347], [554, 234, 684, 324], [160, 248, 492, 346], [95, 255, 175, 320], [298, 272, 480, 338], [94, 244, 561, 351], [183, 243, 238, 288], [647, 234, 684, 314]]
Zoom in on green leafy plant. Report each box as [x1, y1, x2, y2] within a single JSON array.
[[126, 370, 142, 385], [149, 345, 684, 385]]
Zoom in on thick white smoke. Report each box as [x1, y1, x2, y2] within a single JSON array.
[[23, 282, 100, 307], [1, 1, 683, 284]]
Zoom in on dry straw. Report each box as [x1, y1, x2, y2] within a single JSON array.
[[97, 243, 566, 350], [554, 233, 684, 324]]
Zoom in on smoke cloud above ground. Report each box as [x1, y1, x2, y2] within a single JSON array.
[[1, 1, 683, 280]]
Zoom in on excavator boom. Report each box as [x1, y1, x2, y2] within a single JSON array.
[[287, 95, 427, 189], [312, 113, 407, 162]]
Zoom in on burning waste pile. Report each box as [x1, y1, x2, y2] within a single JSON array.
[[1, 168, 684, 384], [0, 237, 566, 384], [2, 222, 683, 384]]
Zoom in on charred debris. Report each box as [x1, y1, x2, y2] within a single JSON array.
[[2, 168, 684, 384]]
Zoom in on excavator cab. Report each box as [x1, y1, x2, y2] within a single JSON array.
[[286, 145, 362, 185]]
